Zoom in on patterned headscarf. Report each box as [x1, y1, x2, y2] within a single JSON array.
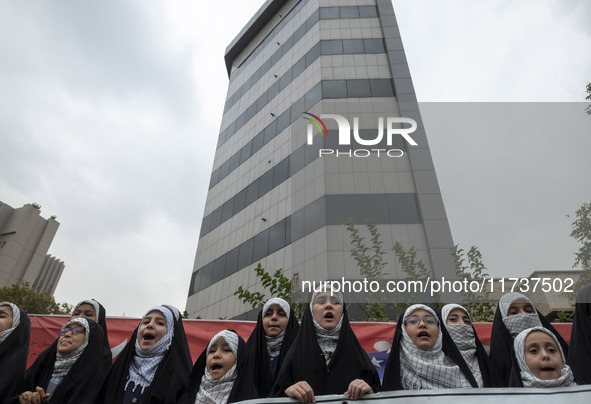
[[499, 293, 542, 337], [52, 318, 91, 378], [310, 289, 344, 362], [72, 299, 101, 322], [262, 298, 290, 356], [399, 304, 472, 389], [441, 304, 483, 387], [514, 327, 576, 388], [0, 302, 20, 344], [195, 330, 239, 404], [126, 306, 174, 394]]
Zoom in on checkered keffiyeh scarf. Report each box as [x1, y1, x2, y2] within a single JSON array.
[[126, 306, 174, 394], [499, 293, 542, 337], [310, 290, 343, 362], [72, 299, 101, 322], [52, 318, 91, 378], [194, 330, 239, 404], [0, 302, 20, 344], [441, 304, 483, 387], [263, 298, 290, 356], [400, 304, 472, 390], [514, 327, 576, 388]]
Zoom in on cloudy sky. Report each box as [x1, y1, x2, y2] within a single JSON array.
[[1, 0, 590, 317]]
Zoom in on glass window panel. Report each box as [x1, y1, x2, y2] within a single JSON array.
[[245, 180, 260, 206], [340, 6, 359, 18], [291, 208, 305, 242], [229, 152, 241, 172], [292, 57, 306, 78], [234, 188, 247, 213], [319, 7, 340, 19], [212, 255, 226, 284], [277, 109, 291, 133], [218, 160, 230, 180], [200, 214, 212, 238], [210, 206, 222, 229], [357, 194, 389, 223], [252, 229, 270, 262], [209, 169, 220, 189], [347, 79, 371, 97], [251, 132, 264, 155], [240, 142, 252, 164], [238, 239, 254, 270], [279, 68, 293, 91], [343, 39, 364, 54], [320, 40, 343, 55], [199, 263, 214, 290], [263, 119, 277, 144], [268, 219, 287, 254], [370, 79, 395, 97], [273, 158, 289, 187], [259, 170, 274, 196], [224, 247, 240, 277], [359, 6, 378, 18], [326, 195, 359, 224], [221, 199, 234, 223], [305, 43, 321, 67], [387, 194, 421, 223], [304, 196, 326, 234], [322, 80, 347, 98], [363, 38, 385, 54]]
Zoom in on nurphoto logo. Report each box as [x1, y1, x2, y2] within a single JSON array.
[[303, 112, 418, 158]]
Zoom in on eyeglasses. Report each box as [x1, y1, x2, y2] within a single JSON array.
[[59, 326, 86, 336], [404, 316, 439, 326]]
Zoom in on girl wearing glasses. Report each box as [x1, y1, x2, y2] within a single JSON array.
[[0, 302, 30, 401], [382, 304, 477, 390], [16, 318, 106, 403], [272, 289, 379, 402]]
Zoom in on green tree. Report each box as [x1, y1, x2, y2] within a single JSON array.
[[234, 263, 304, 319], [345, 219, 388, 322], [585, 82, 591, 115], [0, 282, 73, 314], [451, 245, 495, 321], [567, 202, 591, 299]]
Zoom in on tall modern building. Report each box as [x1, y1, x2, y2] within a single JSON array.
[[186, 0, 455, 319], [0, 202, 65, 294]]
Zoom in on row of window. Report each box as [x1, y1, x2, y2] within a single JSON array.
[[230, 0, 378, 83], [225, 36, 385, 115], [218, 36, 386, 149], [189, 193, 421, 296], [201, 128, 408, 238], [209, 78, 395, 190]]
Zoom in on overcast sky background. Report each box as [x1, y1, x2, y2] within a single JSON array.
[[1, 1, 590, 317]]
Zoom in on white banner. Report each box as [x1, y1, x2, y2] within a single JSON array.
[[240, 385, 591, 403]]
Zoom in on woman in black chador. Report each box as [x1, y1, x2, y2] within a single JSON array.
[[246, 297, 299, 397], [15, 317, 106, 403], [489, 292, 568, 386], [272, 289, 379, 402], [178, 329, 258, 404], [0, 302, 31, 401], [382, 304, 479, 391], [95, 305, 192, 404], [70, 298, 112, 370], [438, 304, 501, 387], [567, 284, 591, 384]]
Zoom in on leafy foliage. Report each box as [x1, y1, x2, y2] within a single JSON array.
[[234, 263, 304, 319], [451, 245, 495, 321], [553, 311, 573, 323], [0, 282, 73, 314], [567, 202, 591, 299], [345, 219, 388, 322]]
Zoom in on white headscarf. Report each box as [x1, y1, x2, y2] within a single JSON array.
[[52, 318, 91, 378], [262, 298, 291, 356], [126, 306, 174, 394], [514, 327, 576, 388], [72, 299, 101, 322], [441, 304, 483, 387], [499, 293, 542, 337], [0, 302, 20, 344], [399, 304, 472, 390], [310, 289, 343, 362], [195, 330, 239, 404]]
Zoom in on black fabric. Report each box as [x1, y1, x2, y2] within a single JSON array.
[[488, 305, 569, 386], [381, 312, 480, 390], [0, 307, 30, 401], [16, 319, 106, 403], [436, 308, 502, 388], [178, 330, 258, 403], [246, 305, 299, 397], [71, 299, 112, 371], [568, 284, 591, 384], [95, 307, 192, 404], [271, 304, 380, 397], [507, 346, 525, 387]]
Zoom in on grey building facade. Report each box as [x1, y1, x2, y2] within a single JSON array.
[[186, 0, 455, 319], [0, 202, 65, 294]]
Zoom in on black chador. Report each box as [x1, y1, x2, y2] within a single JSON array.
[[0, 303, 31, 401], [568, 284, 591, 384]]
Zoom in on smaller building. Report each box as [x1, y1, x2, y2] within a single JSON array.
[[0, 201, 65, 294]]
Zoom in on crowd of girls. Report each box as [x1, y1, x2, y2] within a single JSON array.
[[0, 284, 589, 403]]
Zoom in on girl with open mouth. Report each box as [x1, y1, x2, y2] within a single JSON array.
[[0, 302, 30, 400], [272, 288, 380, 402]]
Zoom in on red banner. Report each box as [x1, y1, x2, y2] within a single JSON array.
[[28, 316, 572, 368]]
